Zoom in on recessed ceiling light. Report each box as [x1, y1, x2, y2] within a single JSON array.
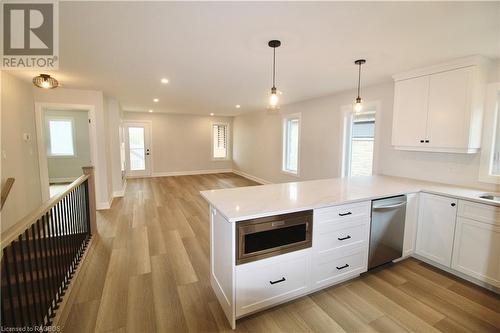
[[161, 78, 169, 84], [148, 109, 153, 113], [235, 104, 241, 109], [210, 113, 214, 116], [153, 98, 159, 102]]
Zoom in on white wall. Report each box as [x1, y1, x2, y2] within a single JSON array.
[[44, 109, 91, 183], [1, 72, 42, 231], [34, 88, 112, 209], [122, 112, 233, 175], [106, 97, 125, 196], [233, 63, 499, 192]]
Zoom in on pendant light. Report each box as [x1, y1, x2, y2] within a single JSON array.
[[33, 74, 59, 89], [354, 59, 366, 112], [268, 40, 281, 109]]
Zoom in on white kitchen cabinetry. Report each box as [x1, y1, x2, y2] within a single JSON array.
[[416, 193, 458, 267], [312, 201, 371, 290], [452, 201, 500, 288], [392, 56, 488, 153]]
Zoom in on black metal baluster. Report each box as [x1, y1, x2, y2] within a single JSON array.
[[68, 190, 77, 273], [39, 215, 54, 321], [34, 220, 50, 324], [11, 240, 25, 326], [56, 202, 68, 290], [62, 196, 72, 283], [48, 207, 62, 304], [44, 212, 58, 315], [3, 248, 17, 326], [18, 233, 33, 325], [29, 224, 44, 325]]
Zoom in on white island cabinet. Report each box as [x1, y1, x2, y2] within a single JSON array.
[[209, 201, 371, 329]]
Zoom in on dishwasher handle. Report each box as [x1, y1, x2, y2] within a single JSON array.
[[372, 202, 407, 210]]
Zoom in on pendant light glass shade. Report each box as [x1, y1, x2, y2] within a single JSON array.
[[33, 74, 59, 89], [354, 59, 366, 113], [268, 40, 281, 110]]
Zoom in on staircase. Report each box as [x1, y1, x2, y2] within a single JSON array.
[[1, 167, 97, 329]]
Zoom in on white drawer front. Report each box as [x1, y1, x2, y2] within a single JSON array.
[[315, 221, 369, 255], [312, 246, 368, 289], [458, 200, 500, 226], [236, 250, 309, 317], [314, 201, 371, 225]]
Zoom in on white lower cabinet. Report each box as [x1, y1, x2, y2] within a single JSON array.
[[451, 202, 500, 288], [312, 201, 371, 290], [312, 246, 367, 289], [416, 193, 458, 267], [235, 249, 310, 317]]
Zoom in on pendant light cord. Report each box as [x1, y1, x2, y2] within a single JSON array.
[[272, 47, 276, 89], [357, 62, 361, 98]]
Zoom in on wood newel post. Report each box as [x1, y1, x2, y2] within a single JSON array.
[[82, 166, 97, 234]]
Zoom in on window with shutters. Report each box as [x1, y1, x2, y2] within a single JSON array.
[[212, 123, 229, 159], [282, 113, 301, 175]]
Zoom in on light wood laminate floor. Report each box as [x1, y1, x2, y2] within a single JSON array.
[[59, 173, 500, 333]]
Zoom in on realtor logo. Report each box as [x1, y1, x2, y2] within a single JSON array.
[[2, 1, 59, 69]]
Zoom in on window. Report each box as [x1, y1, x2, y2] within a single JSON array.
[[212, 123, 228, 159], [282, 114, 301, 175], [48, 118, 75, 156], [343, 110, 376, 177]]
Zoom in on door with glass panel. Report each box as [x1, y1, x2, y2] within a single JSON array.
[[124, 122, 152, 177]]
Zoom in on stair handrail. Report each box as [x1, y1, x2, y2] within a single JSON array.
[[1, 177, 15, 211]]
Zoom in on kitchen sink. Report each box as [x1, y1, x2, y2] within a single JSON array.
[[479, 194, 500, 202]]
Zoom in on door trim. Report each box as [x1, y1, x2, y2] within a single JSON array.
[[123, 120, 153, 178], [35, 103, 96, 202]]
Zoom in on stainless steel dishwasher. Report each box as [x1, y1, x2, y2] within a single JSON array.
[[368, 195, 407, 269]]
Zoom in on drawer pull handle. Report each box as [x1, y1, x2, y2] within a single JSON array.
[[336, 264, 350, 270], [270, 277, 286, 285], [339, 212, 352, 217], [338, 235, 351, 241]]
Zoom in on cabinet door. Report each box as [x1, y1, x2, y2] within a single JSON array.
[[392, 76, 429, 147], [416, 194, 457, 267], [452, 217, 500, 288], [426, 67, 473, 149]]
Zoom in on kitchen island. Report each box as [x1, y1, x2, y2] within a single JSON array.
[[200, 175, 499, 329]]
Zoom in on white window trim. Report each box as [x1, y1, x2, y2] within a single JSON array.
[[479, 82, 500, 184], [46, 116, 77, 158], [211, 122, 231, 161], [281, 112, 301, 176]]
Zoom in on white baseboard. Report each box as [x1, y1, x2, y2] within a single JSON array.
[[231, 169, 272, 185], [49, 177, 77, 184], [96, 200, 111, 210], [150, 169, 233, 177]]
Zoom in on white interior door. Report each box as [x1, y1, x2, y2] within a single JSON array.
[[124, 122, 152, 177]]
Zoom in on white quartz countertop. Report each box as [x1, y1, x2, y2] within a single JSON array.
[[200, 175, 499, 222]]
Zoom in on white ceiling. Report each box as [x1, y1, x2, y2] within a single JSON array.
[[10, 1, 500, 116]]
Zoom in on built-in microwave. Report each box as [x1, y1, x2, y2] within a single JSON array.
[[236, 210, 313, 265]]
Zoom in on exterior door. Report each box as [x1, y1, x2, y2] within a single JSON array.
[[124, 122, 152, 177]]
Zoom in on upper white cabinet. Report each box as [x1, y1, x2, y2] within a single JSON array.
[[392, 56, 488, 153], [415, 193, 457, 267]]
